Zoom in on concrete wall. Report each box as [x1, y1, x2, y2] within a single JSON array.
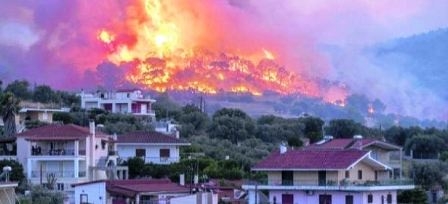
[[74, 182, 107, 204], [0, 185, 16, 204], [117, 144, 180, 164], [266, 190, 397, 204]]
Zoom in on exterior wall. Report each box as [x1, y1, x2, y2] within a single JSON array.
[[294, 171, 317, 185], [267, 172, 282, 185], [170, 192, 218, 204], [74, 182, 107, 204], [346, 162, 376, 182], [17, 132, 110, 200], [117, 144, 181, 164], [265, 190, 397, 204], [0, 184, 17, 204], [365, 146, 390, 164]]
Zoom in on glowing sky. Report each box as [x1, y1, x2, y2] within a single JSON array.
[[1, 0, 448, 118]]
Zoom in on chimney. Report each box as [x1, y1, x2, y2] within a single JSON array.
[[353, 135, 363, 150], [279, 142, 287, 154], [179, 174, 185, 186], [323, 135, 333, 141], [89, 120, 96, 135]]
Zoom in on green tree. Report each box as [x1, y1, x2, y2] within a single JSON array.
[[152, 92, 181, 120], [325, 119, 363, 138], [208, 108, 255, 144], [397, 188, 428, 204], [298, 116, 324, 143], [0, 92, 20, 137], [0, 159, 25, 182], [4, 80, 31, 100], [53, 112, 73, 124], [126, 157, 146, 179], [255, 115, 303, 143], [178, 104, 209, 137], [33, 85, 59, 103], [29, 185, 64, 204], [405, 134, 445, 159], [412, 162, 448, 190]]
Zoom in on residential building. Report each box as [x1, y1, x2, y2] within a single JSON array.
[[80, 89, 156, 119], [0, 101, 69, 133], [15, 122, 126, 203], [72, 179, 199, 204], [243, 144, 414, 204], [116, 131, 191, 164], [307, 135, 403, 178]]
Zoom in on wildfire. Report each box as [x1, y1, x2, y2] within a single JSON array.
[[96, 0, 347, 102]]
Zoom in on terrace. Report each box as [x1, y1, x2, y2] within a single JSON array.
[[243, 179, 415, 191]]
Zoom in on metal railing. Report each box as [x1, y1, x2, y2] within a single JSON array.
[[31, 170, 87, 178], [31, 148, 76, 156], [245, 179, 414, 187], [121, 156, 180, 164]]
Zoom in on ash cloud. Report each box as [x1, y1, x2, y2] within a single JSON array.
[[1, 0, 448, 119]]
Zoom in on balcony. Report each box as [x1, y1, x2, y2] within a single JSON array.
[[31, 170, 87, 178], [31, 148, 76, 156], [120, 156, 180, 164], [243, 179, 415, 191]]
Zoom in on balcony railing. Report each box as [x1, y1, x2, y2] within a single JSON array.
[[31, 170, 87, 178], [245, 179, 414, 188], [31, 148, 76, 156], [121, 156, 180, 164]]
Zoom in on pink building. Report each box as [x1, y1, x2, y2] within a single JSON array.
[[243, 141, 414, 204]]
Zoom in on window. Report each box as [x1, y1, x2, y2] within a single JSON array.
[[345, 195, 353, 204], [319, 194, 332, 204], [160, 149, 170, 158], [57, 183, 64, 191], [136, 149, 146, 157], [368, 194, 373, 203], [345, 171, 350, 178], [387, 193, 392, 204], [101, 141, 106, 150], [358, 170, 363, 180], [80, 194, 88, 204]]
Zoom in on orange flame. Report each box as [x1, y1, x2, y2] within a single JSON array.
[[97, 0, 347, 102]]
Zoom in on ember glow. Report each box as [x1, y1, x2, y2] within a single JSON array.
[[97, 0, 346, 102]]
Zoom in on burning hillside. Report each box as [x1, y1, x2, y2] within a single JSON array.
[[96, 0, 347, 103]]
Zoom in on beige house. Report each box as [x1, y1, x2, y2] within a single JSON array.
[[243, 143, 413, 204]]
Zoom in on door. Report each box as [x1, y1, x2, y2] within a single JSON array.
[[319, 194, 332, 204], [345, 195, 353, 204], [318, 171, 326, 186], [141, 103, 147, 114], [282, 194, 294, 204], [281, 171, 294, 185]]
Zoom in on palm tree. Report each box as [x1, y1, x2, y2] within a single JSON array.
[[0, 92, 20, 137]]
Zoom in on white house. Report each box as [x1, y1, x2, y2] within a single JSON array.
[[116, 131, 190, 164], [80, 89, 156, 120], [72, 179, 193, 204], [15, 122, 125, 203]]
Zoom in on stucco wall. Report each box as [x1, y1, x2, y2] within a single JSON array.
[[117, 144, 180, 164], [74, 182, 107, 204]]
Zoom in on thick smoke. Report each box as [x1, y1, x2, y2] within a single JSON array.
[[1, 0, 448, 119]]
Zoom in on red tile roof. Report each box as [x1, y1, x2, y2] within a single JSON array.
[[16, 124, 109, 140], [72, 179, 189, 198], [253, 149, 368, 170], [307, 138, 400, 150], [117, 131, 190, 145]]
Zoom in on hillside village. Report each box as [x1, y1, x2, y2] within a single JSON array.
[[0, 80, 447, 204]]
